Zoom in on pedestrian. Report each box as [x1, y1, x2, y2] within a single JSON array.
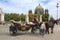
[[45, 22, 49, 34], [40, 22, 46, 37]]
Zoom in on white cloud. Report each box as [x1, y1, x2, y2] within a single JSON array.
[[43, 0, 60, 19], [0, 2, 21, 13], [0, 0, 48, 13], [0, 0, 60, 19], [0, 0, 39, 13]]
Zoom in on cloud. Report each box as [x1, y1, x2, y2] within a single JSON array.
[[0, 0, 60, 19], [0, 0, 47, 13], [0, 2, 21, 13], [0, 0, 39, 13], [45, 0, 60, 19]]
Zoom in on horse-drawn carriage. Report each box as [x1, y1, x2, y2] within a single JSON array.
[[9, 20, 56, 35], [9, 20, 41, 35]]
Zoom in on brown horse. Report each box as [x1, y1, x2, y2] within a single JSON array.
[[45, 21, 55, 34]]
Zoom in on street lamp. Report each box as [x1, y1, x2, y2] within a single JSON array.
[[56, 0, 59, 20], [40, 15, 42, 22], [26, 13, 29, 23]]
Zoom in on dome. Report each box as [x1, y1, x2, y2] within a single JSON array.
[[35, 4, 43, 10], [29, 9, 32, 13], [45, 9, 48, 11], [35, 4, 44, 14], [45, 8, 49, 14]]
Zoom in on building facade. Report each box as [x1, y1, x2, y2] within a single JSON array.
[[35, 4, 49, 15], [0, 8, 5, 24], [34, 4, 49, 21]]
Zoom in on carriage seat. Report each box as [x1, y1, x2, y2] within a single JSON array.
[[27, 22, 35, 25]]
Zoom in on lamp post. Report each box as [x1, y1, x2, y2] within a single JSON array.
[[56, 0, 59, 20], [40, 15, 42, 22], [26, 13, 29, 23]]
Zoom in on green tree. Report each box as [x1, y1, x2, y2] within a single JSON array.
[[28, 13, 34, 21], [5, 13, 20, 21], [42, 12, 49, 21], [20, 13, 26, 21], [5, 13, 10, 21]]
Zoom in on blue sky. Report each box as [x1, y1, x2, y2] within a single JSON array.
[[0, 0, 60, 19]]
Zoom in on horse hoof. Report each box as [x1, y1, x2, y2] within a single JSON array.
[[51, 32, 53, 34], [48, 33, 50, 34]]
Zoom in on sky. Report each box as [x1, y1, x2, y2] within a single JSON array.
[[0, 0, 60, 19]]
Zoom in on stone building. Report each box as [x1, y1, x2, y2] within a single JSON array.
[[35, 4, 49, 14], [34, 4, 49, 21], [35, 4, 44, 14], [0, 8, 5, 24], [45, 9, 49, 14]]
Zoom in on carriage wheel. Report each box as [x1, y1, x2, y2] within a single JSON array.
[[31, 27, 36, 33], [9, 26, 17, 35], [10, 30, 17, 35]]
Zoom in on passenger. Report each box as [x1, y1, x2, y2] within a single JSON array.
[[33, 16, 38, 23], [40, 22, 46, 37], [32, 16, 39, 29]]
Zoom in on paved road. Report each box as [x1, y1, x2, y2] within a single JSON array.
[[0, 24, 60, 40]]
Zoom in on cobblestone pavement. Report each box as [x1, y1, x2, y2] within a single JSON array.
[[0, 24, 60, 40]]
